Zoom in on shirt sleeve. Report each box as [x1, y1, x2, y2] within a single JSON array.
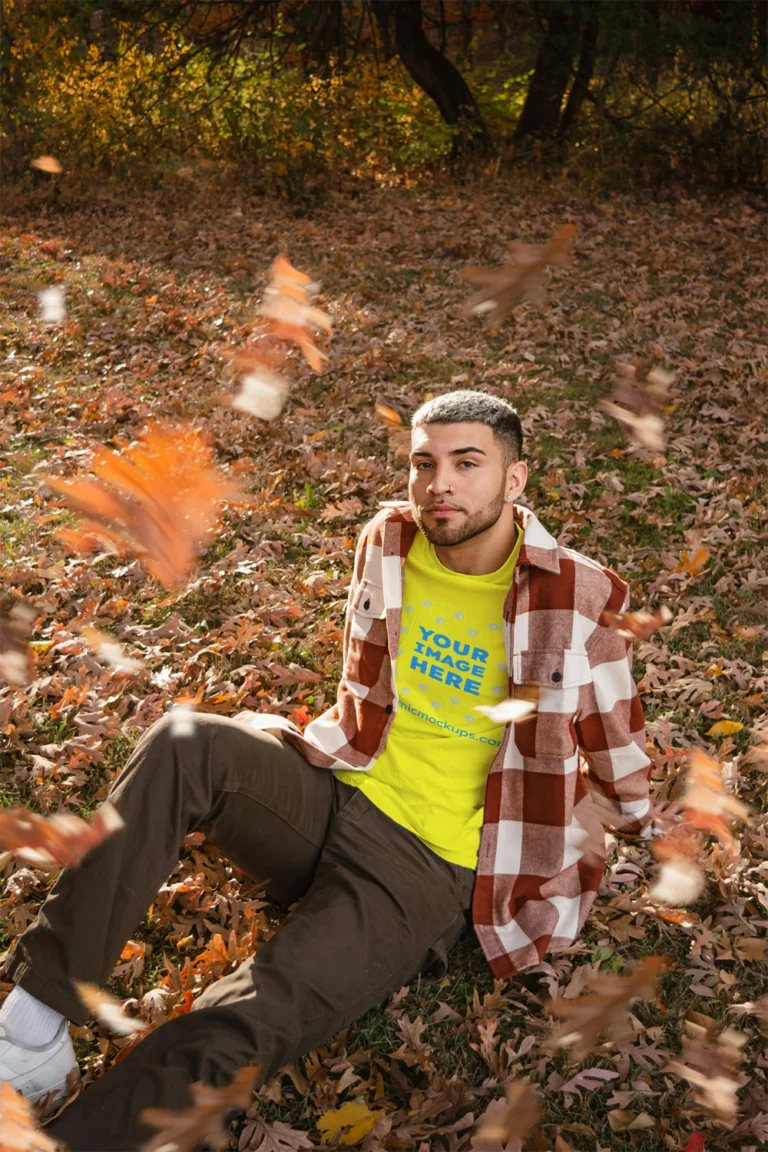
[[574, 584, 653, 834]]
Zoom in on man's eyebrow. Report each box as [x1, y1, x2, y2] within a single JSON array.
[[410, 446, 488, 458]]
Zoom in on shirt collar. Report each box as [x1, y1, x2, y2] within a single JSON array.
[[378, 501, 561, 574]]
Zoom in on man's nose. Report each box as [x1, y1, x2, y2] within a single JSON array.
[[426, 470, 452, 494]]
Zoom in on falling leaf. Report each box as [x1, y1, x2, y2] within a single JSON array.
[[0, 1082, 59, 1152], [471, 1080, 542, 1150], [675, 547, 710, 577], [0, 596, 36, 685], [31, 155, 63, 174], [706, 720, 744, 738], [140, 1065, 259, 1151], [680, 749, 749, 847], [648, 857, 706, 906], [231, 366, 291, 421], [600, 605, 672, 640], [44, 423, 238, 588], [317, 1101, 385, 1147], [599, 358, 673, 452], [474, 697, 538, 725], [667, 1014, 747, 1126], [0, 802, 124, 870], [461, 223, 577, 327], [258, 255, 331, 369], [38, 286, 66, 324], [74, 982, 146, 1036], [545, 956, 667, 1060], [79, 625, 144, 673], [168, 701, 197, 738], [374, 403, 405, 427]]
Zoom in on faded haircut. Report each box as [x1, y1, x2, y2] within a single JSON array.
[[410, 389, 523, 465]]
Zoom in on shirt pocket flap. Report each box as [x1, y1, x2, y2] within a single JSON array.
[[513, 648, 591, 689], [351, 580, 387, 619]]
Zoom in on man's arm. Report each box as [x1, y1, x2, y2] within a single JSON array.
[[574, 585, 652, 835]]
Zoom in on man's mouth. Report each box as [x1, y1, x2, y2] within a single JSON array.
[[424, 504, 462, 518]]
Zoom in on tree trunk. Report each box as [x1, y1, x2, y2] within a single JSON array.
[[373, 0, 492, 156], [558, 3, 599, 138], [516, 1, 580, 140], [299, 0, 347, 77], [371, 0, 396, 62]]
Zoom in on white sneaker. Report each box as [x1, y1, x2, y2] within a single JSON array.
[[0, 1018, 78, 1103]]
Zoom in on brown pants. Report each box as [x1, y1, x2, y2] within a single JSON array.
[[5, 714, 475, 1151]]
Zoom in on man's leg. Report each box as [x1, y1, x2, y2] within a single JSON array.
[[47, 788, 475, 1152], [3, 713, 346, 1022]]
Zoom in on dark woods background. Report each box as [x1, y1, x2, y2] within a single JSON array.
[[3, 0, 766, 202]]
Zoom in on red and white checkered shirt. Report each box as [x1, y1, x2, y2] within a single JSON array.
[[283, 502, 652, 977]]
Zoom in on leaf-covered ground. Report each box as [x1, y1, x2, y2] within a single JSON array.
[[1, 176, 767, 1151]]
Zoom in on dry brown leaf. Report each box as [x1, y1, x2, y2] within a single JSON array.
[[44, 423, 238, 588], [74, 982, 146, 1036], [599, 357, 673, 451], [0, 1082, 60, 1152], [545, 956, 667, 1060], [667, 1013, 747, 1126], [0, 596, 36, 686], [461, 223, 577, 327], [140, 1065, 260, 1151], [471, 1080, 542, 1150], [0, 802, 124, 870], [599, 605, 672, 640]]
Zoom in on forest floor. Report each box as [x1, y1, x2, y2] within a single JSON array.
[[1, 174, 767, 1152]]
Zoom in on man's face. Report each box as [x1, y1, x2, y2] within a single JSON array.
[[409, 422, 512, 547]]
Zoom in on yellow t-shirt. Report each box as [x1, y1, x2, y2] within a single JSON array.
[[336, 525, 523, 869]]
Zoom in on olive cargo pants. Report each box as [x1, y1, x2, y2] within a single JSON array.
[[5, 714, 475, 1151]]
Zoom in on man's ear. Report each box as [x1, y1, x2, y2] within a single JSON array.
[[506, 459, 528, 500]]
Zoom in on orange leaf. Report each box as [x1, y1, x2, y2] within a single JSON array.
[[0, 1082, 59, 1151], [675, 547, 710, 576], [0, 801, 124, 870], [44, 424, 238, 588]]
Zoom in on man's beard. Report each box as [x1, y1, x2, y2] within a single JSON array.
[[413, 485, 506, 547]]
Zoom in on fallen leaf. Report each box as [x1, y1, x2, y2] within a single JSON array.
[[705, 720, 744, 738], [317, 1101, 385, 1146]]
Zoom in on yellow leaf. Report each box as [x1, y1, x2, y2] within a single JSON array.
[[706, 720, 744, 737], [317, 1101, 385, 1146]]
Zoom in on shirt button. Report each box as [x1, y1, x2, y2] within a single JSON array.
[[363, 598, 371, 610], [551, 671, 562, 682], [385, 704, 393, 713]]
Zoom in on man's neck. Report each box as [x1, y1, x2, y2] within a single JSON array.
[[433, 518, 519, 576]]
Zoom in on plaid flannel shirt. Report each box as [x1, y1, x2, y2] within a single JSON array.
[[283, 502, 652, 977]]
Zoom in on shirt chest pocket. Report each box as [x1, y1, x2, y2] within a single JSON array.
[[347, 581, 389, 691], [512, 648, 591, 759]]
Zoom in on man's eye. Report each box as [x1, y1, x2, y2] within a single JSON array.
[[459, 461, 477, 468]]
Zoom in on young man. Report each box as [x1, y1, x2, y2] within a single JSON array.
[[0, 391, 651, 1150]]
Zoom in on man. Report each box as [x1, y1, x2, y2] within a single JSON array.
[[0, 390, 651, 1150]]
